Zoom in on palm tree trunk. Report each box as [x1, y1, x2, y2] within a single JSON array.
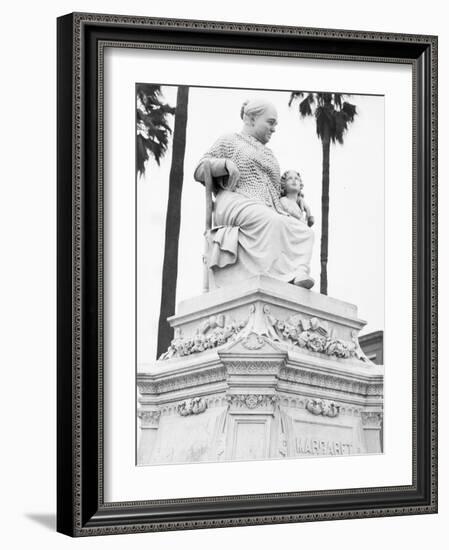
[[157, 85, 189, 358], [320, 135, 330, 295]]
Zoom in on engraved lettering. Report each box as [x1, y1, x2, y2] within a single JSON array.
[[295, 438, 353, 456]]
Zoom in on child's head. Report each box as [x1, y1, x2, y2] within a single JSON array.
[[280, 169, 304, 196]]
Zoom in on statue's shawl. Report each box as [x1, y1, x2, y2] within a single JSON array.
[[197, 132, 284, 214]]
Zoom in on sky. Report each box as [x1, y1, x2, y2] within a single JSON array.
[[137, 85, 384, 363]]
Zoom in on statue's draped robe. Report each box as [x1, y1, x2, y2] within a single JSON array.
[[194, 132, 314, 287]]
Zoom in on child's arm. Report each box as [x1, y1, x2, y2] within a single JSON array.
[[302, 199, 312, 218], [301, 198, 314, 227]]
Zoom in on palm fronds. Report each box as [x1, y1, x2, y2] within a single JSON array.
[[136, 84, 176, 176], [289, 91, 357, 144]]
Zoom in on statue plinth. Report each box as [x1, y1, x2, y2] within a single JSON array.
[[137, 276, 384, 465]]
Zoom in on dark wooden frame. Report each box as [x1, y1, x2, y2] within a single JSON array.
[[57, 12, 438, 537]]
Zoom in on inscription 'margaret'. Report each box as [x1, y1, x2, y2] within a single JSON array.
[[296, 438, 354, 456]]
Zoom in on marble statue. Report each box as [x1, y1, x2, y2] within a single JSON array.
[[280, 169, 315, 227], [194, 98, 315, 290]]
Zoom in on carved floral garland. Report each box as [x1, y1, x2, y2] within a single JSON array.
[[270, 317, 359, 359], [159, 307, 368, 362], [159, 320, 246, 360]]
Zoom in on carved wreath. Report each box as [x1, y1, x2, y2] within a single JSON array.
[[178, 397, 208, 416], [305, 399, 340, 418]]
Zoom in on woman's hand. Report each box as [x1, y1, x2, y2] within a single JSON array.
[[224, 159, 240, 191]]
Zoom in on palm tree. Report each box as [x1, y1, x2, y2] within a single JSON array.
[[136, 84, 175, 176], [289, 92, 357, 295], [136, 84, 190, 359], [157, 86, 190, 358]]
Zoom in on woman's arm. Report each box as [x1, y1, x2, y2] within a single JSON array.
[[194, 134, 240, 190], [194, 158, 240, 191], [194, 158, 228, 181]]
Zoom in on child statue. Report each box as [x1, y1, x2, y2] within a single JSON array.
[[280, 169, 315, 228]]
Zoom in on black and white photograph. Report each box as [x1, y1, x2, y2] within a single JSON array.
[[136, 83, 385, 466]]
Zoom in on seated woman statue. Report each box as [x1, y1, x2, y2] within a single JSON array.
[[193, 98, 315, 290]]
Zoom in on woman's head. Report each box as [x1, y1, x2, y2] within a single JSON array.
[[280, 169, 303, 196], [240, 98, 278, 144]]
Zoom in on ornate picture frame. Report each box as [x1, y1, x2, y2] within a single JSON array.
[[57, 12, 437, 536]]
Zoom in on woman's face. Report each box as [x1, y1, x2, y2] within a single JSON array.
[[250, 105, 278, 144]]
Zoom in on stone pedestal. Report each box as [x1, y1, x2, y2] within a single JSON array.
[[137, 276, 384, 465]]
